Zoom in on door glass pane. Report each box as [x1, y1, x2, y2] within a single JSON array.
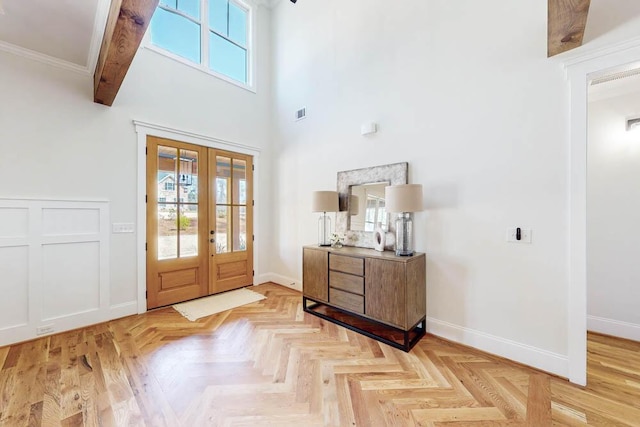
[[179, 206, 198, 257], [232, 159, 246, 205], [216, 156, 231, 204], [209, 31, 247, 83], [158, 146, 177, 203], [158, 204, 178, 259], [179, 149, 198, 201], [233, 206, 246, 251], [216, 206, 230, 253]]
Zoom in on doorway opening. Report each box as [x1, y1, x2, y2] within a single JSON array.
[[566, 41, 640, 386], [587, 67, 640, 343]]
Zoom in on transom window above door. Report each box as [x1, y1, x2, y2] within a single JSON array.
[[149, 0, 252, 88]]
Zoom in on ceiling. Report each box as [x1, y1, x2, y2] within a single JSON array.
[[0, 0, 638, 76], [0, 0, 108, 73]]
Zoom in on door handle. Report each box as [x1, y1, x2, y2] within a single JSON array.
[[210, 238, 215, 243], [210, 230, 215, 235]]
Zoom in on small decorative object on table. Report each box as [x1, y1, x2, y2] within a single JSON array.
[[329, 232, 344, 248], [373, 225, 386, 252]]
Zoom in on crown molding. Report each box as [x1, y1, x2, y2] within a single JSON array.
[[0, 40, 90, 76], [560, 35, 640, 70]]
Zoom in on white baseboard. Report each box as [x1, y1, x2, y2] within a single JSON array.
[[254, 273, 272, 286], [253, 277, 570, 376], [588, 315, 640, 342], [0, 301, 139, 347], [426, 317, 569, 378], [255, 273, 302, 292]]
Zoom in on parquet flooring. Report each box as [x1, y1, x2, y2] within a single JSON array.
[[1, 283, 639, 426]]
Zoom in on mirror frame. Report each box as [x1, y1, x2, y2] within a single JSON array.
[[336, 162, 408, 249]]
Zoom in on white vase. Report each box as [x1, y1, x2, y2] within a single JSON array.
[[373, 227, 385, 252]]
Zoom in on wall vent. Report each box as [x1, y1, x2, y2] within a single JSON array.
[[296, 107, 307, 121], [590, 68, 640, 86]]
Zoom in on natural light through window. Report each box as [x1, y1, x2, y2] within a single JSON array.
[[150, 0, 251, 86]]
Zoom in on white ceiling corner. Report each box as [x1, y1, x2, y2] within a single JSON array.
[[0, 0, 106, 75], [0, 40, 90, 75]]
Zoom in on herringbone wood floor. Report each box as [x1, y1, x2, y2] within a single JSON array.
[[1, 283, 639, 426]]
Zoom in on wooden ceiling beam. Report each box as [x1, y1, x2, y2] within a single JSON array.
[[94, 0, 159, 106], [548, 0, 591, 57]]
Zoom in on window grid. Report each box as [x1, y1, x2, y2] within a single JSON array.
[[158, 4, 201, 25], [151, 0, 251, 86]]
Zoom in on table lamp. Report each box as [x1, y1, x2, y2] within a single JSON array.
[[385, 184, 423, 256], [312, 191, 339, 246]]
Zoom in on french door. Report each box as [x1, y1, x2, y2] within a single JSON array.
[[209, 149, 254, 294], [146, 136, 253, 309]]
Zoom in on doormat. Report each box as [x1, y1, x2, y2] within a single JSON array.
[[172, 288, 266, 321]]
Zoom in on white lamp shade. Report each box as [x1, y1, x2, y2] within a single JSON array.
[[385, 184, 423, 213], [312, 191, 339, 212]]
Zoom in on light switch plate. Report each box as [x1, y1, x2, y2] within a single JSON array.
[[112, 223, 135, 233], [506, 228, 532, 243]]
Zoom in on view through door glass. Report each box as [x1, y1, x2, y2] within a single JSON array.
[[157, 146, 200, 259]]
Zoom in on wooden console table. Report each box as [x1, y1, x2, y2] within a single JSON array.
[[302, 245, 426, 351]]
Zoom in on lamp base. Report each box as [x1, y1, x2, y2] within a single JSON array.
[[394, 212, 414, 257], [318, 213, 332, 246], [395, 250, 414, 257]]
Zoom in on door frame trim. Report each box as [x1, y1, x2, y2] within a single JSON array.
[[134, 120, 262, 314], [563, 38, 640, 385]]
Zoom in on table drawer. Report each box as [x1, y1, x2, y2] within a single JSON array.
[[329, 288, 364, 314], [329, 271, 364, 295], [329, 254, 364, 276]]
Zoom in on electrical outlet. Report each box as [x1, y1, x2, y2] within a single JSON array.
[[36, 325, 55, 336], [506, 227, 532, 243]]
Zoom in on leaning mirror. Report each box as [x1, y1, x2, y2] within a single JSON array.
[[336, 162, 408, 249]]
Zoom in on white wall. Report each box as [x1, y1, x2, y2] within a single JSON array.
[[584, 0, 640, 49], [0, 6, 272, 340], [587, 84, 640, 341], [268, 0, 640, 376]]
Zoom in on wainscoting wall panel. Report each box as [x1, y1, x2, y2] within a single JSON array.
[[42, 207, 101, 236], [0, 198, 110, 346], [0, 207, 29, 237], [42, 242, 101, 320], [0, 246, 29, 329]]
